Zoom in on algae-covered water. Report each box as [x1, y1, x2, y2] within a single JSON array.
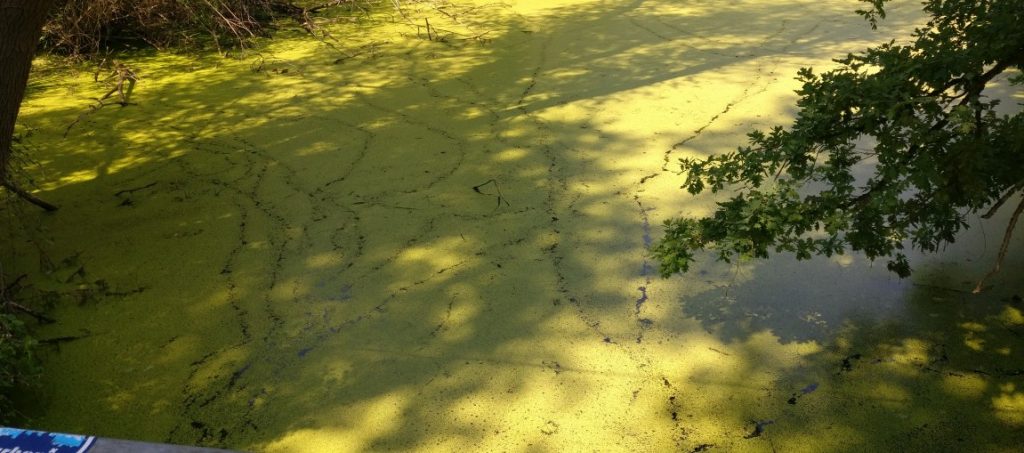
[[5, 0, 1024, 451]]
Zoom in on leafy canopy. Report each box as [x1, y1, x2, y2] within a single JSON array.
[[654, 0, 1024, 278]]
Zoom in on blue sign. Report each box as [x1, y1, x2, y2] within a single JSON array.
[[0, 427, 95, 453]]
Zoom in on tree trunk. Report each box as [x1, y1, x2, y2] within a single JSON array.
[[0, 0, 57, 209]]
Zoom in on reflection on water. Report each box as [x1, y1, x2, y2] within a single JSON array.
[[5, 0, 1023, 451], [683, 253, 912, 344]]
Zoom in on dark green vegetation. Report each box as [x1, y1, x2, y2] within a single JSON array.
[[654, 0, 1024, 284], [0, 303, 40, 424]]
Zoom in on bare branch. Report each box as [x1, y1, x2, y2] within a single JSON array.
[[974, 194, 1024, 293], [982, 181, 1023, 219], [1, 180, 58, 211]]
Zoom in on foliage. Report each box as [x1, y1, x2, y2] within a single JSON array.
[[654, 0, 1024, 279], [0, 306, 40, 424]]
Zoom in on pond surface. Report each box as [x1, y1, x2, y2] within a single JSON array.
[[6, 0, 1023, 451]]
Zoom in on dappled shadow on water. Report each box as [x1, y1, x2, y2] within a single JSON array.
[[682, 266, 1024, 450], [6, 0, 1021, 451], [679, 254, 911, 344], [669, 204, 1024, 449]]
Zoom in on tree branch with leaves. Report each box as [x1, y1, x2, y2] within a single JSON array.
[[654, 0, 1024, 290]]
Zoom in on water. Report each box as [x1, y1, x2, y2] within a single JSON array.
[[5, 0, 1023, 450]]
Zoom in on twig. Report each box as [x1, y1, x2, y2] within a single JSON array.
[[391, 0, 411, 21], [4, 301, 56, 324], [64, 63, 138, 137], [1, 274, 55, 324], [332, 41, 385, 64], [63, 104, 98, 138], [307, 0, 352, 14], [472, 179, 511, 208], [467, 30, 492, 43], [428, 1, 462, 23], [1, 274, 27, 301], [983, 182, 1023, 219], [38, 333, 91, 346], [114, 181, 158, 197], [974, 194, 1024, 293]]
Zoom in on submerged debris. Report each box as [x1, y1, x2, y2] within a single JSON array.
[[839, 353, 863, 373], [540, 420, 559, 435], [542, 360, 562, 374], [788, 382, 819, 404], [743, 419, 775, 439], [635, 286, 649, 313]]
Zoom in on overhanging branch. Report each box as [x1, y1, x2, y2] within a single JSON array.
[[973, 193, 1024, 293]]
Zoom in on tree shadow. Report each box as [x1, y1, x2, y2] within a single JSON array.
[[8, 0, 1013, 452], [667, 197, 1024, 448], [675, 261, 1024, 450]]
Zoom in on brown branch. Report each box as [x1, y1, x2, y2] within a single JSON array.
[[65, 64, 137, 137], [982, 182, 1023, 219], [63, 103, 97, 138], [926, 56, 1018, 98], [973, 194, 1024, 293], [1, 180, 58, 211], [847, 56, 1019, 210], [390, 0, 411, 22], [847, 107, 966, 209]]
